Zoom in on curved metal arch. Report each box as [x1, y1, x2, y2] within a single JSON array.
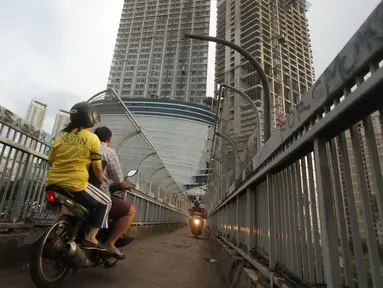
[[164, 182, 178, 197], [148, 167, 166, 194], [204, 187, 217, 211], [172, 193, 181, 205], [88, 88, 142, 132], [209, 169, 222, 180], [115, 131, 142, 157], [205, 183, 218, 198], [220, 83, 262, 153], [214, 131, 241, 183], [209, 189, 221, 207], [211, 156, 229, 200], [212, 156, 228, 173], [163, 186, 180, 198], [215, 131, 240, 166], [135, 152, 156, 186], [208, 171, 222, 195], [164, 187, 181, 204], [157, 176, 173, 197], [204, 191, 214, 209]]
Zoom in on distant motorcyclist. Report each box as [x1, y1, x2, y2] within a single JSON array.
[[189, 201, 204, 237], [191, 201, 203, 215]]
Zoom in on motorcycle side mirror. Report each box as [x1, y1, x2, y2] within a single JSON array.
[[125, 169, 138, 178]]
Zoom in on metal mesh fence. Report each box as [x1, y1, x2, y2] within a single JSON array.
[[87, 89, 189, 211]]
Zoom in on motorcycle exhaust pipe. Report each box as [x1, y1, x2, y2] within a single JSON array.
[[65, 241, 92, 268]]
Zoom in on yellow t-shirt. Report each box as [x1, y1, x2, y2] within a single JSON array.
[[46, 129, 102, 192]]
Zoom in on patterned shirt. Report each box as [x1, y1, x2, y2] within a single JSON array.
[[100, 142, 124, 195]]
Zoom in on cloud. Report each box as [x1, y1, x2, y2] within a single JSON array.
[[0, 82, 82, 133], [307, 0, 381, 78], [0, 0, 381, 135], [0, 0, 123, 133]]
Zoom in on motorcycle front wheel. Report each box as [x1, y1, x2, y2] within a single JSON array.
[[30, 220, 70, 288]]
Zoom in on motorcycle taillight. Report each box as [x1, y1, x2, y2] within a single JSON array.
[[46, 191, 56, 203]]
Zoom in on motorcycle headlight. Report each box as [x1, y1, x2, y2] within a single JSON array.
[[194, 219, 200, 225]]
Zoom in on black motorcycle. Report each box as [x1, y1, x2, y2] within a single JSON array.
[[24, 169, 138, 288]]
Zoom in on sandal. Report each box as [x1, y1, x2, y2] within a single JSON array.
[[82, 240, 107, 251]]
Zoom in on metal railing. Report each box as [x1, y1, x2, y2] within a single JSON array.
[[0, 103, 188, 226], [207, 3, 383, 288]]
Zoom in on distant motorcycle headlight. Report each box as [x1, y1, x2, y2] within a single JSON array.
[[194, 219, 200, 225]]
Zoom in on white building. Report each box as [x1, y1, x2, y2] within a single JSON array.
[[51, 109, 70, 137], [93, 98, 214, 195], [107, 0, 210, 104], [25, 99, 47, 129]]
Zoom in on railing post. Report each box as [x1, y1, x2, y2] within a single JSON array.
[[11, 153, 34, 221], [313, 138, 341, 287], [236, 195, 239, 246], [246, 187, 255, 253], [144, 200, 150, 222], [267, 174, 276, 270]]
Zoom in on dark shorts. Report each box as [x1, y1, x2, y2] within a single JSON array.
[[70, 185, 111, 228], [109, 196, 131, 220]]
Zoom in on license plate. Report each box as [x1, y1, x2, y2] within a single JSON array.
[[28, 211, 60, 226]]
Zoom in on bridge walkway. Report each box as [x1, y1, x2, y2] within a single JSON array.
[[1, 228, 224, 288]]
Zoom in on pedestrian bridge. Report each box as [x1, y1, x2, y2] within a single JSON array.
[[1, 228, 225, 288], [1, 3, 383, 288]]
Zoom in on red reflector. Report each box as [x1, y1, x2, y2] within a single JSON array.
[[46, 191, 56, 203]]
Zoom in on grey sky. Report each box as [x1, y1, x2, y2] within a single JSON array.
[[0, 0, 380, 133]]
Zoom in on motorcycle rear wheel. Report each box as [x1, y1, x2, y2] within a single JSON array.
[[30, 220, 70, 288]]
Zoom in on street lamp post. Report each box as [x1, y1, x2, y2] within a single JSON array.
[[184, 34, 272, 141]]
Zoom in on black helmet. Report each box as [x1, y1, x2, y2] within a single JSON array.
[[194, 201, 200, 207], [69, 102, 100, 128]]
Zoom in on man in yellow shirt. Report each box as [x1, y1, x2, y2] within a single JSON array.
[[46, 101, 111, 251]]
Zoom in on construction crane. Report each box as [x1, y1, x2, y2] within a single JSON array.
[[269, 0, 311, 128]]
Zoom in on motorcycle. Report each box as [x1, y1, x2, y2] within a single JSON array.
[[24, 169, 138, 288], [190, 212, 204, 238]]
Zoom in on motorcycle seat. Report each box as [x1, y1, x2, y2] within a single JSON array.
[[46, 184, 91, 218], [46, 184, 76, 200]]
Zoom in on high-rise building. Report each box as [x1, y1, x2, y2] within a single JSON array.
[[25, 99, 47, 129], [51, 109, 70, 137], [215, 0, 314, 152], [107, 0, 210, 104]]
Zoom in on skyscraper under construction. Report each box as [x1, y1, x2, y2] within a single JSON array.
[[215, 0, 314, 149]]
